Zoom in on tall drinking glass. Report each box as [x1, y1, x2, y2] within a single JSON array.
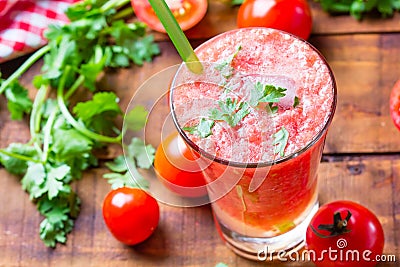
[[170, 28, 337, 260]]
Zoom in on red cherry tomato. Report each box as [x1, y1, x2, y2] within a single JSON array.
[[306, 200, 385, 267], [237, 0, 313, 40], [130, 0, 208, 33], [390, 79, 400, 130], [102, 187, 159, 245], [154, 131, 207, 197]]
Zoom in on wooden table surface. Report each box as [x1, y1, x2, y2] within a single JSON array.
[[1, 1, 400, 266]]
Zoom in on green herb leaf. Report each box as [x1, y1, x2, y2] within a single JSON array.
[[2, 80, 33, 120], [273, 127, 289, 157], [105, 155, 128, 173], [79, 45, 109, 91], [0, 143, 38, 175], [215, 45, 242, 79], [103, 171, 149, 190], [52, 128, 94, 161], [183, 118, 215, 138], [38, 192, 80, 247], [45, 165, 71, 200], [52, 128, 97, 179], [73, 91, 122, 135], [124, 105, 148, 132], [253, 82, 287, 105], [104, 136, 154, 190], [210, 98, 250, 127], [230, 0, 243, 5], [127, 137, 156, 169], [21, 163, 47, 199], [315, 0, 400, 20], [109, 21, 160, 66]]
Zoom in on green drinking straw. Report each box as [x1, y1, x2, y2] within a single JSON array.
[[147, 0, 203, 74]]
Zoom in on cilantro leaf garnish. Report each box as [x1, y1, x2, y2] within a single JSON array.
[[215, 45, 242, 79], [183, 98, 250, 138], [273, 127, 289, 157], [250, 82, 287, 107], [210, 98, 250, 127], [183, 118, 215, 138]]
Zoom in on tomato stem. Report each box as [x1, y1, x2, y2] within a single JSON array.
[[309, 210, 352, 238]]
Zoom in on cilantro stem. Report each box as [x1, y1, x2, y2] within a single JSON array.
[[64, 75, 84, 100], [100, 0, 130, 13], [0, 45, 50, 94], [29, 84, 48, 156], [57, 66, 122, 144], [111, 6, 134, 20], [41, 107, 58, 163], [0, 149, 41, 163]]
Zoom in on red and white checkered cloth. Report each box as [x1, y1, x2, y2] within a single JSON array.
[[0, 0, 79, 63]]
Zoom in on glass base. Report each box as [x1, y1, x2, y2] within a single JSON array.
[[216, 201, 319, 261]]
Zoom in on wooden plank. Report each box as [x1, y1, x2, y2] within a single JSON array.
[[310, 33, 400, 154], [0, 157, 398, 266], [149, 1, 400, 41]]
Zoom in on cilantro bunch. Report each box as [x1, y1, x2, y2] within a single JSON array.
[[0, 0, 159, 247], [315, 0, 400, 20]]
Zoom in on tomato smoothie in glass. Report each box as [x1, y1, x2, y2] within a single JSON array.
[[170, 28, 336, 259]]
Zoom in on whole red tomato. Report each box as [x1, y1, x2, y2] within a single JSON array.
[[131, 0, 208, 33], [306, 200, 385, 267], [102, 187, 159, 245], [390, 79, 400, 130], [237, 0, 313, 40], [154, 131, 207, 197]]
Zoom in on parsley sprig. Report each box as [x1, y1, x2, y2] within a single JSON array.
[[0, 0, 159, 247]]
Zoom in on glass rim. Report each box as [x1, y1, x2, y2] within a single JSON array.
[[169, 28, 338, 168]]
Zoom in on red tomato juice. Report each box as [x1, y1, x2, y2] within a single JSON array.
[[171, 28, 336, 239]]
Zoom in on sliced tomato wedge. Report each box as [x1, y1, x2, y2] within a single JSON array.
[[131, 0, 208, 33]]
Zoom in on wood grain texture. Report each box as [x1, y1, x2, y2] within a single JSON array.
[[1, 157, 398, 266], [310, 33, 400, 154], [1, 1, 400, 266]]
